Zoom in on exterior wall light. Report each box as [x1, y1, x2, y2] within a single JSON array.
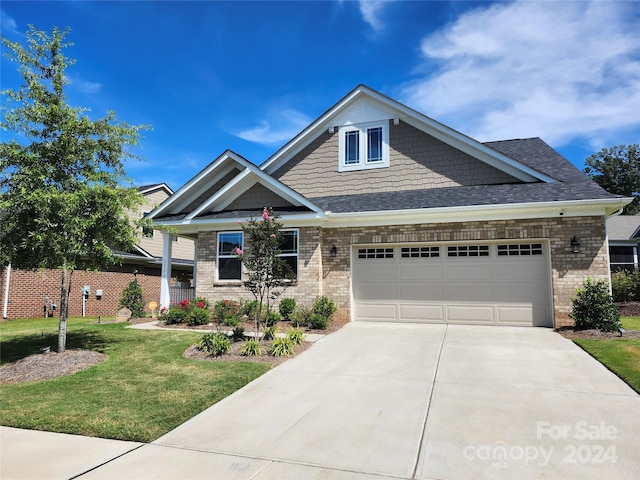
[[330, 245, 338, 258], [571, 236, 581, 253]]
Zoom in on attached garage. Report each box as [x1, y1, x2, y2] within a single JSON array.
[[352, 241, 552, 327]]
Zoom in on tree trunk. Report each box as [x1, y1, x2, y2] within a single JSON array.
[[57, 266, 73, 353]]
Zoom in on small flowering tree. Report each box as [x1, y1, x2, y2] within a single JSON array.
[[236, 207, 293, 338]]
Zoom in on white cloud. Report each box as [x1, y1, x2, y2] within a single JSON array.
[[358, 0, 393, 32], [235, 109, 312, 145], [401, 0, 640, 148], [72, 76, 103, 94], [0, 9, 19, 36]]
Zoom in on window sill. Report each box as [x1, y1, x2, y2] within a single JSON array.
[[213, 281, 242, 287]]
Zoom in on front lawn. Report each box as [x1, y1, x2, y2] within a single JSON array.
[[0, 317, 270, 441], [573, 316, 640, 394]]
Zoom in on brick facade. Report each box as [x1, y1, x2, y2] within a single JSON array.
[[190, 216, 609, 329], [1, 265, 162, 319]]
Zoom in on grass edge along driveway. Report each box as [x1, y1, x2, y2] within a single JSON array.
[[0, 317, 270, 442], [573, 317, 640, 394]]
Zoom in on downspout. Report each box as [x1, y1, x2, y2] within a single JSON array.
[[3, 263, 11, 319]]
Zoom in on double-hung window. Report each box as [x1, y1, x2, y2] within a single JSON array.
[[339, 121, 389, 171], [217, 232, 243, 281], [278, 230, 298, 280]]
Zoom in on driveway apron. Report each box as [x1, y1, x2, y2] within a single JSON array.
[[17, 322, 639, 479]]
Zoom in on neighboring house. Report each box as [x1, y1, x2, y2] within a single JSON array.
[[606, 214, 640, 273], [1, 184, 194, 319], [148, 85, 631, 329]]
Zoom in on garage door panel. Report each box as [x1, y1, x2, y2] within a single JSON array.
[[447, 305, 495, 322], [494, 261, 548, 279], [354, 283, 396, 300], [399, 304, 445, 322], [444, 284, 493, 301], [397, 283, 444, 301], [492, 283, 548, 303], [397, 264, 443, 281], [356, 264, 398, 280], [445, 262, 490, 281], [356, 304, 397, 322], [496, 305, 533, 325]]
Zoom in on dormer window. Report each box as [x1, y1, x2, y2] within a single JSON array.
[[338, 121, 389, 172]]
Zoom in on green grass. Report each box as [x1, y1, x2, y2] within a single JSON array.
[[573, 316, 640, 394], [621, 316, 640, 331], [0, 317, 270, 442]]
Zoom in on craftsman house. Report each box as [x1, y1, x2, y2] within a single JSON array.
[[148, 85, 630, 328]]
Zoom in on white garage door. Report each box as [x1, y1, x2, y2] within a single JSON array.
[[353, 242, 551, 327]]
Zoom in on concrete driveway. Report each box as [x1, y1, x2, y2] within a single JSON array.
[[2, 323, 639, 479]]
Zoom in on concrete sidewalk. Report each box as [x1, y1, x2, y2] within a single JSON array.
[[2, 323, 639, 479]]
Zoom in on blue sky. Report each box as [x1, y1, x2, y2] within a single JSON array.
[[1, 1, 639, 191]]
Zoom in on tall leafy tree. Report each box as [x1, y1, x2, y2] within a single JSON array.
[[0, 26, 149, 352], [584, 144, 640, 215]]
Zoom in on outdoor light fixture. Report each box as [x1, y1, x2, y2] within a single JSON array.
[[330, 245, 338, 258], [618, 327, 626, 337], [570, 236, 581, 253]]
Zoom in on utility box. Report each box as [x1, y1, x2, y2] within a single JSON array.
[[82, 285, 90, 297], [95, 289, 103, 299]]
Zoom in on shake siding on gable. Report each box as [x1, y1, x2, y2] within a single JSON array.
[[271, 120, 519, 198], [225, 183, 295, 211]]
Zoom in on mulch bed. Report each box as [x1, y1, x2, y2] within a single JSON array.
[[556, 328, 640, 340], [183, 340, 312, 367], [0, 350, 108, 385]]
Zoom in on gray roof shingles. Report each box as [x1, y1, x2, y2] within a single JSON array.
[[311, 138, 623, 214]]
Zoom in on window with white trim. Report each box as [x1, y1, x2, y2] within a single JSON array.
[[217, 232, 243, 281], [278, 230, 298, 280], [339, 121, 389, 171]]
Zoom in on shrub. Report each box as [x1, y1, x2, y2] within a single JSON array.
[[213, 299, 240, 322], [241, 339, 261, 356], [271, 337, 294, 357], [240, 299, 260, 319], [263, 325, 277, 340], [309, 313, 328, 330], [222, 315, 240, 327], [232, 326, 245, 340], [290, 307, 312, 327], [611, 270, 640, 302], [200, 332, 231, 356], [192, 296, 211, 310], [187, 306, 211, 326], [265, 310, 281, 327], [287, 328, 305, 345], [162, 301, 189, 324], [313, 296, 336, 321], [279, 298, 296, 320], [570, 277, 621, 332], [119, 280, 145, 318]]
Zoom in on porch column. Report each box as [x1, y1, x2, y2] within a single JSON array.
[[192, 238, 198, 294], [160, 232, 173, 309]]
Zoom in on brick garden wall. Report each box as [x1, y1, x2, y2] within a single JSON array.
[[0, 265, 162, 320]]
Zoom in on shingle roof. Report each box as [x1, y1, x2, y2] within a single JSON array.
[[606, 215, 640, 241], [311, 138, 623, 214]]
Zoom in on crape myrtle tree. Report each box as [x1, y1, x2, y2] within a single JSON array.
[[235, 207, 293, 338], [584, 144, 640, 215], [0, 26, 149, 352]]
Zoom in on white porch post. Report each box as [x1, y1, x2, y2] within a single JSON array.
[[192, 238, 198, 294], [160, 232, 173, 309]]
